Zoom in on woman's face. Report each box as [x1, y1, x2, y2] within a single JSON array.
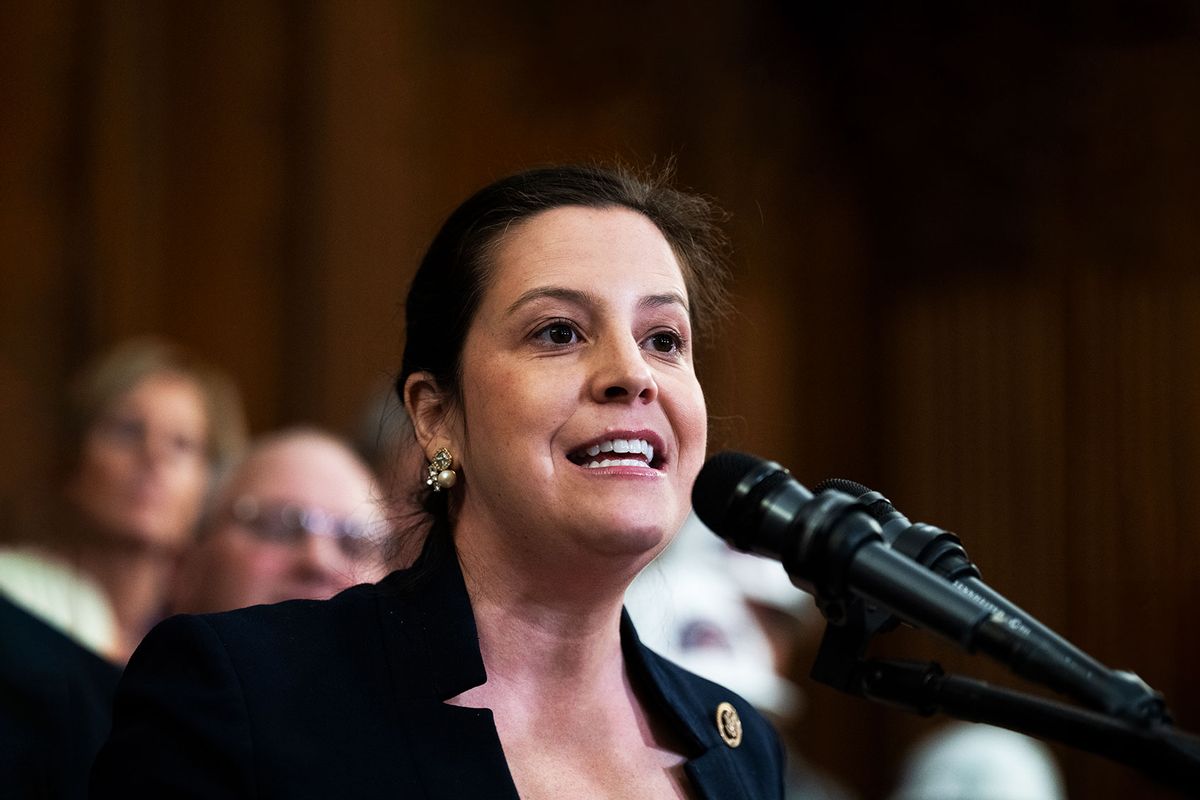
[[448, 205, 707, 569], [70, 372, 211, 550]]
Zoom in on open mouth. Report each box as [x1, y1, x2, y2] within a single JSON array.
[[567, 437, 664, 470]]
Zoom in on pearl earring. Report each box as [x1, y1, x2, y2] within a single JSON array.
[[425, 448, 457, 492]]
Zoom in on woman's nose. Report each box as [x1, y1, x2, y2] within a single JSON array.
[[591, 338, 658, 403], [141, 434, 172, 467]]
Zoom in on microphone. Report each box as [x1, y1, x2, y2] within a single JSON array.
[[692, 451, 1166, 724], [814, 478, 981, 582], [812, 478, 1166, 724], [692, 451, 999, 653]]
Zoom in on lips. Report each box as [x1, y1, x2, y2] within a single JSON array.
[[567, 434, 664, 470]]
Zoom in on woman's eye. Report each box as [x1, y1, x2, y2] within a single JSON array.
[[172, 436, 202, 457], [646, 332, 682, 354], [535, 323, 579, 346], [99, 417, 145, 445]]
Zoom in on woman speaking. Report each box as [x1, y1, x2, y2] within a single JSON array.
[[92, 165, 785, 799]]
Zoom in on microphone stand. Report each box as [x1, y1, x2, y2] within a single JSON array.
[[809, 601, 1200, 796]]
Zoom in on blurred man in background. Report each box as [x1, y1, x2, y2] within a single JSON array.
[[170, 427, 391, 615]]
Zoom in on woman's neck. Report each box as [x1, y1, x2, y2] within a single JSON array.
[[450, 538, 697, 800], [451, 521, 640, 700], [52, 531, 180, 662], [476, 586, 625, 690], [443, 519, 698, 799]]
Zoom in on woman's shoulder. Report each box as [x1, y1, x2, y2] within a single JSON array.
[[203, 575, 386, 630], [155, 570, 413, 661], [113, 570, 424, 741], [93, 571, 436, 799]]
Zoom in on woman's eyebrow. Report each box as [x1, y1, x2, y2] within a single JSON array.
[[504, 287, 595, 317], [639, 292, 690, 314], [504, 287, 690, 317]]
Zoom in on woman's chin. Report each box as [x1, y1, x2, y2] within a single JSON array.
[[576, 517, 679, 563], [95, 511, 191, 552]]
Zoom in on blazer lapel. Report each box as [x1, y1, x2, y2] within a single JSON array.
[[621, 610, 761, 800], [374, 531, 520, 800], [685, 747, 754, 800]]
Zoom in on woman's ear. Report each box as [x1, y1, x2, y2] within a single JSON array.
[[403, 371, 455, 455]]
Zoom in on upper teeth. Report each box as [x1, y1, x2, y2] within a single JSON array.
[[584, 438, 654, 463]]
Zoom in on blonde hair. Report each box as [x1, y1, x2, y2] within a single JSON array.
[[62, 337, 248, 479]]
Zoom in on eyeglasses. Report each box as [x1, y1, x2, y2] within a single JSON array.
[[228, 495, 386, 560]]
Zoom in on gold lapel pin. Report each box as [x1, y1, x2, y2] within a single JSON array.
[[715, 701, 742, 748]]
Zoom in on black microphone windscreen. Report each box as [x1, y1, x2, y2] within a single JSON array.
[[814, 477, 901, 524], [691, 450, 765, 531], [812, 477, 870, 497]]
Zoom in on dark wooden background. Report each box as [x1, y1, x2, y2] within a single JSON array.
[[3, 3, 1198, 797]]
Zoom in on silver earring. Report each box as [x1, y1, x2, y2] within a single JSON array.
[[425, 448, 457, 492]]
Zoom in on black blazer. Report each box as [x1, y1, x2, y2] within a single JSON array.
[[91, 541, 785, 799], [0, 595, 120, 800]]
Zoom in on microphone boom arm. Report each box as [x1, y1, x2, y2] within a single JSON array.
[[855, 657, 1200, 796]]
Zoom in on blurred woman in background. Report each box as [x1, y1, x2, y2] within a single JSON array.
[[1, 337, 246, 798], [0, 337, 247, 662]]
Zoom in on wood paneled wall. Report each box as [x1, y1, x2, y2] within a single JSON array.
[[2, 3, 1197, 797]]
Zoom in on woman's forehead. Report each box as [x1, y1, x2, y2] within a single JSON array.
[[103, 373, 207, 427], [483, 206, 688, 307]]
